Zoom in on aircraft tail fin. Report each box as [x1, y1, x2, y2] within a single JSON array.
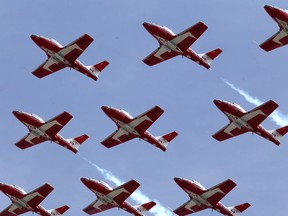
[[135, 201, 156, 215], [227, 203, 251, 216], [155, 131, 178, 151], [48, 205, 70, 215], [87, 60, 109, 79], [66, 134, 89, 153], [199, 48, 222, 67], [269, 125, 288, 145]]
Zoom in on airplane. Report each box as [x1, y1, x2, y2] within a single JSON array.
[[259, 5, 288, 51], [81, 178, 156, 215], [142, 22, 222, 69], [101, 105, 178, 151], [13, 110, 88, 153], [0, 182, 69, 215], [30, 34, 109, 80], [212, 99, 288, 145], [173, 177, 250, 216]]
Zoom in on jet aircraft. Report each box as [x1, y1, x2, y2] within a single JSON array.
[[81, 178, 156, 215], [101, 105, 178, 151], [142, 22, 222, 69], [13, 110, 88, 153], [30, 34, 109, 80], [212, 99, 288, 145], [173, 177, 250, 216], [259, 5, 288, 51], [0, 182, 69, 215]]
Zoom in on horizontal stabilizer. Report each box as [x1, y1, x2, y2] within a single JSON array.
[[135, 201, 156, 215], [87, 60, 109, 80], [156, 131, 178, 151], [269, 125, 288, 145], [66, 134, 89, 153], [227, 203, 251, 216], [199, 48, 222, 68], [49, 205, 70, 215]]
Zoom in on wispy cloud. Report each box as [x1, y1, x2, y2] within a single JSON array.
[[223, 79, 288, 127], [82, 156, 174, 216]]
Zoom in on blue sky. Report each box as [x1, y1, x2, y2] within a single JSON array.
[[1, 0, 288, 215]]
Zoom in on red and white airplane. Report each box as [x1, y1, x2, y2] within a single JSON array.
[[30, 34, 109, 80], [101, 105, 178, 151], [259, 5, 288, 51], [0, 182, 69, 215], [142, 22, 222, 69], [212, 99, 288, 145], [81, 178, 156, 215], [173, 177, 250, 216], [13, 110, 88, 153]]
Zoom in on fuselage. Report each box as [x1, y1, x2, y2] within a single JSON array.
[[81, 178, 141, 216], [0, 183, 51, 216], [12, 110, 77, 153], [30, 35, 96, 80], [174, 178, 235, 216], [101, 106, 166, 151], [142, 22, 210, 69], [213, 100, 279, 144]]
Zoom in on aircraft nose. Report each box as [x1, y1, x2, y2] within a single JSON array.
[[264, 5, 278, 14], [30, 34, 39, 40], [213, 99, 222, 105], [12, 110, 22, 117], [80, 177, 89, 184], [143, 22, 153, 30], [101, 105, 110, 112], [174, 177, 183, 183]]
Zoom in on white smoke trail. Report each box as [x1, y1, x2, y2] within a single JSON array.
[[82, 157, 175, 216], [223, 79, 288, 126]]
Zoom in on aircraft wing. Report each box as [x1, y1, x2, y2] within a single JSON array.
[[15, 133, 49, 149], [173, 199, 208, 216], [172, 22, 208, 51], [32, 59, 67, 78], [83, 199, 115, 215], [101, 129, 137, 148], [130, 105, 164, 134], [62, 34, 94, 63], [41, 111, 73, 138], [142, 45, 179, 66], [0, 204, 29, 215], [24, 183, 54, 209], [109, 180, 140, 204], [243, 100, 278, 129], [202, 179, 236, 206], [212, 123, 249, 141], [259, 29, 288, 51]]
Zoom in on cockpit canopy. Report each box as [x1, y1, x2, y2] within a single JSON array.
[[100, 181, 113, 190], [31, 113, 45, 123], [120, 110, 133, 119]]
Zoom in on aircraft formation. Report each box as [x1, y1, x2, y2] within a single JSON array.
[[1, 3, 288, 216]]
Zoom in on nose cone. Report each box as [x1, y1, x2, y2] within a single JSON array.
[[12, 110, 22, 118], [101, 106, 118, 117], [80, 177, 90, 185], [174, 177, 184, 185], [101, 105, 111, 114], [30, 34, 40, 43], [0, 182, 9, 191], [143, 22, 154, 32], [0, 182, 5, 189], [213, 99, 224, 107], [264, 5, 282, 16]]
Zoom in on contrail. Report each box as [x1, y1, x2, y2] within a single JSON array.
[[223, 79, 288, 127], [82, 156, 174, 216]]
